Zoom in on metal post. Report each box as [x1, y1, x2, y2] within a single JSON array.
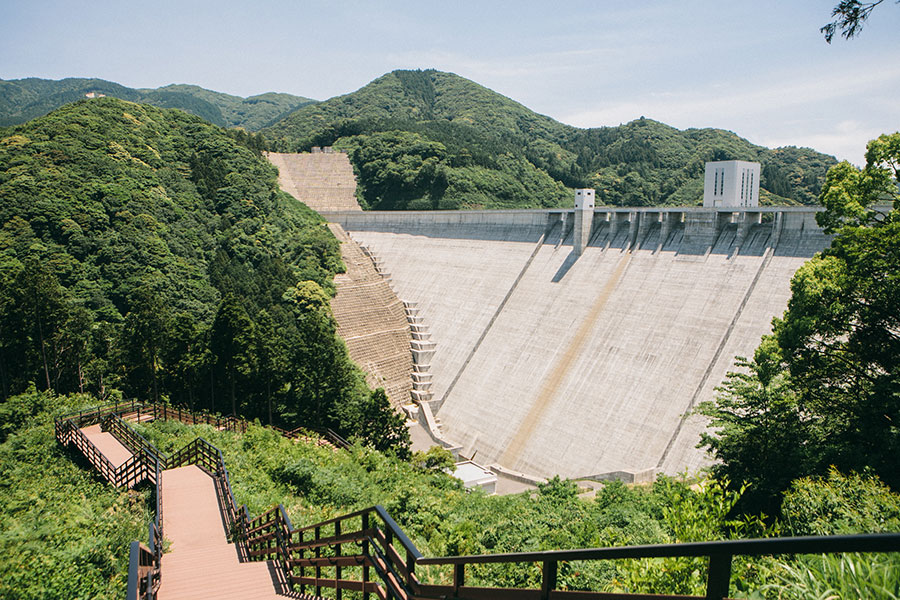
[[706, 553, 732, 600], [298, 529, 305, 594], [541, 560, 558, 600], [362, 513, 370, 600], [453, 564, 465, 594], [126, 541, 141, 600], [315, 525, 322, 598], [335, 519, 342, 600], [406, 548, 415, 591]]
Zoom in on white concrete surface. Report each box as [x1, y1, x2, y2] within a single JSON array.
[[343, 208, 830, 481], [453, 461, 498, 494], [704, 161, 760, 208]]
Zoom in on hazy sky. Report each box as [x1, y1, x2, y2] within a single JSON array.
[[2, 0, 898, 165]]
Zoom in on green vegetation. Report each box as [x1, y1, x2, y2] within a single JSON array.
[[5, 397, 896, 598], [0, 98, 408, 451], [114, 418, 785, 595], [0, 72, 895, 599], [0, 390, 150, 600], [822, 0, 898, 42], [0, 77, 316, 130], [2, 71, 837, 210], [263, 69, 836, 210], [699, 132, 900, 514]]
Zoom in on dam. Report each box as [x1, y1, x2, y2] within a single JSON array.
[[321, 206, 831, 482]]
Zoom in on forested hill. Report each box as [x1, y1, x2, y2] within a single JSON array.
[[0, 98, 407, 449], [0, 77, 316, 130], [263, 69, 837, 210]]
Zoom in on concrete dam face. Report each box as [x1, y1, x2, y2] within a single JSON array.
[[323, 207, 831, 481]]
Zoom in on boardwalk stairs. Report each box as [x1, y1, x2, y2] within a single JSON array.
[[56, 400, 900, 600]]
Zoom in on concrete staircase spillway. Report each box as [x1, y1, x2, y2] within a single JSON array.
[[265, 151, 362, 212], [267, 151, 417, 410], [328, 223, 415, 407], [403, 301, 437, 405]]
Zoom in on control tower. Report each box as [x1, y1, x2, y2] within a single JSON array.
[[573, 188, 595, 256], [704, 160, 760, 208]]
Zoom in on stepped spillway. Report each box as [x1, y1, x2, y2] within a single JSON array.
[[323, 208, 830, 481], [267, 152, 416, 408], [266, 151, 361, 212], [328, 222, 414, 407]]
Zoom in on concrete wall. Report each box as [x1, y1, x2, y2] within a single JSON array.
[[326, 207, 831, 481]]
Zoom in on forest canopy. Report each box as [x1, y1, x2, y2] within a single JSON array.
[[0, 98, 408, 452], [698, 132, 900, 514]]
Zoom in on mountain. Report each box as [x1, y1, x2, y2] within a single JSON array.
[[141, 84, 317, 131], [0, 97, 394, 441], [0, 77, 316, 130], [0, 71, 838, 210], [263, 69, 837, 210]]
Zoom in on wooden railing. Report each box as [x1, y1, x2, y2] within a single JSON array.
[[243, 504, 420, 599], [56, 398, 145, 430], [239, 501, 900, 600], [60, 402, 900, 600], [274, 424, 351, 449], [55, 406, 164, 600], [126, 459, 163, 600], [55, 418, 152, 489], [128, 403, 249, 434], [415, 533, 900, 600]]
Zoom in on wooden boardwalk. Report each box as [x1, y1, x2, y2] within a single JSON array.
[[78, 427, 291, 599], [157, 465, 286, 599], [81, 424, 133, 468]]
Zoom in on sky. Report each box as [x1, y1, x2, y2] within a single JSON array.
[[2, 0, 898, 165]]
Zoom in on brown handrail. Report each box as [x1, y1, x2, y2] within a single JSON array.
[[60, 403, 900, 600], [56, 408, 164, 599]]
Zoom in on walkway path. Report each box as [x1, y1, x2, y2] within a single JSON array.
[[157, 465, 284, 599], [80, 424, 132, 468], [77, 425, 289, 599]]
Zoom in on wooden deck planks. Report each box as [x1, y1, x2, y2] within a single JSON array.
[[80, 424, 133, 468], [157, 465, 287, 599]]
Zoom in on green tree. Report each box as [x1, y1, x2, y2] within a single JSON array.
[[165, 313, 210, 411], [282, 281, 357, 428], [211, 294, 256, 415], [355, 388, 411, 458], [822, 0, 898, 42], [817, 132, 899, 232], [697, 339, 809, 514], [699, 133, 900, 508], [775, 219, 900, 489], [413, 445, 456, 471], [119, 286, 172, 403], [52, 305, 93, 394], [253, 308, 286, 425], [1, 261, 71, 394]]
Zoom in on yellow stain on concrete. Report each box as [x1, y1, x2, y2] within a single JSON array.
[[499, 250, 633, 468]]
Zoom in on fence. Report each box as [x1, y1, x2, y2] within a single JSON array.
[[58, 401, 900, 600]]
